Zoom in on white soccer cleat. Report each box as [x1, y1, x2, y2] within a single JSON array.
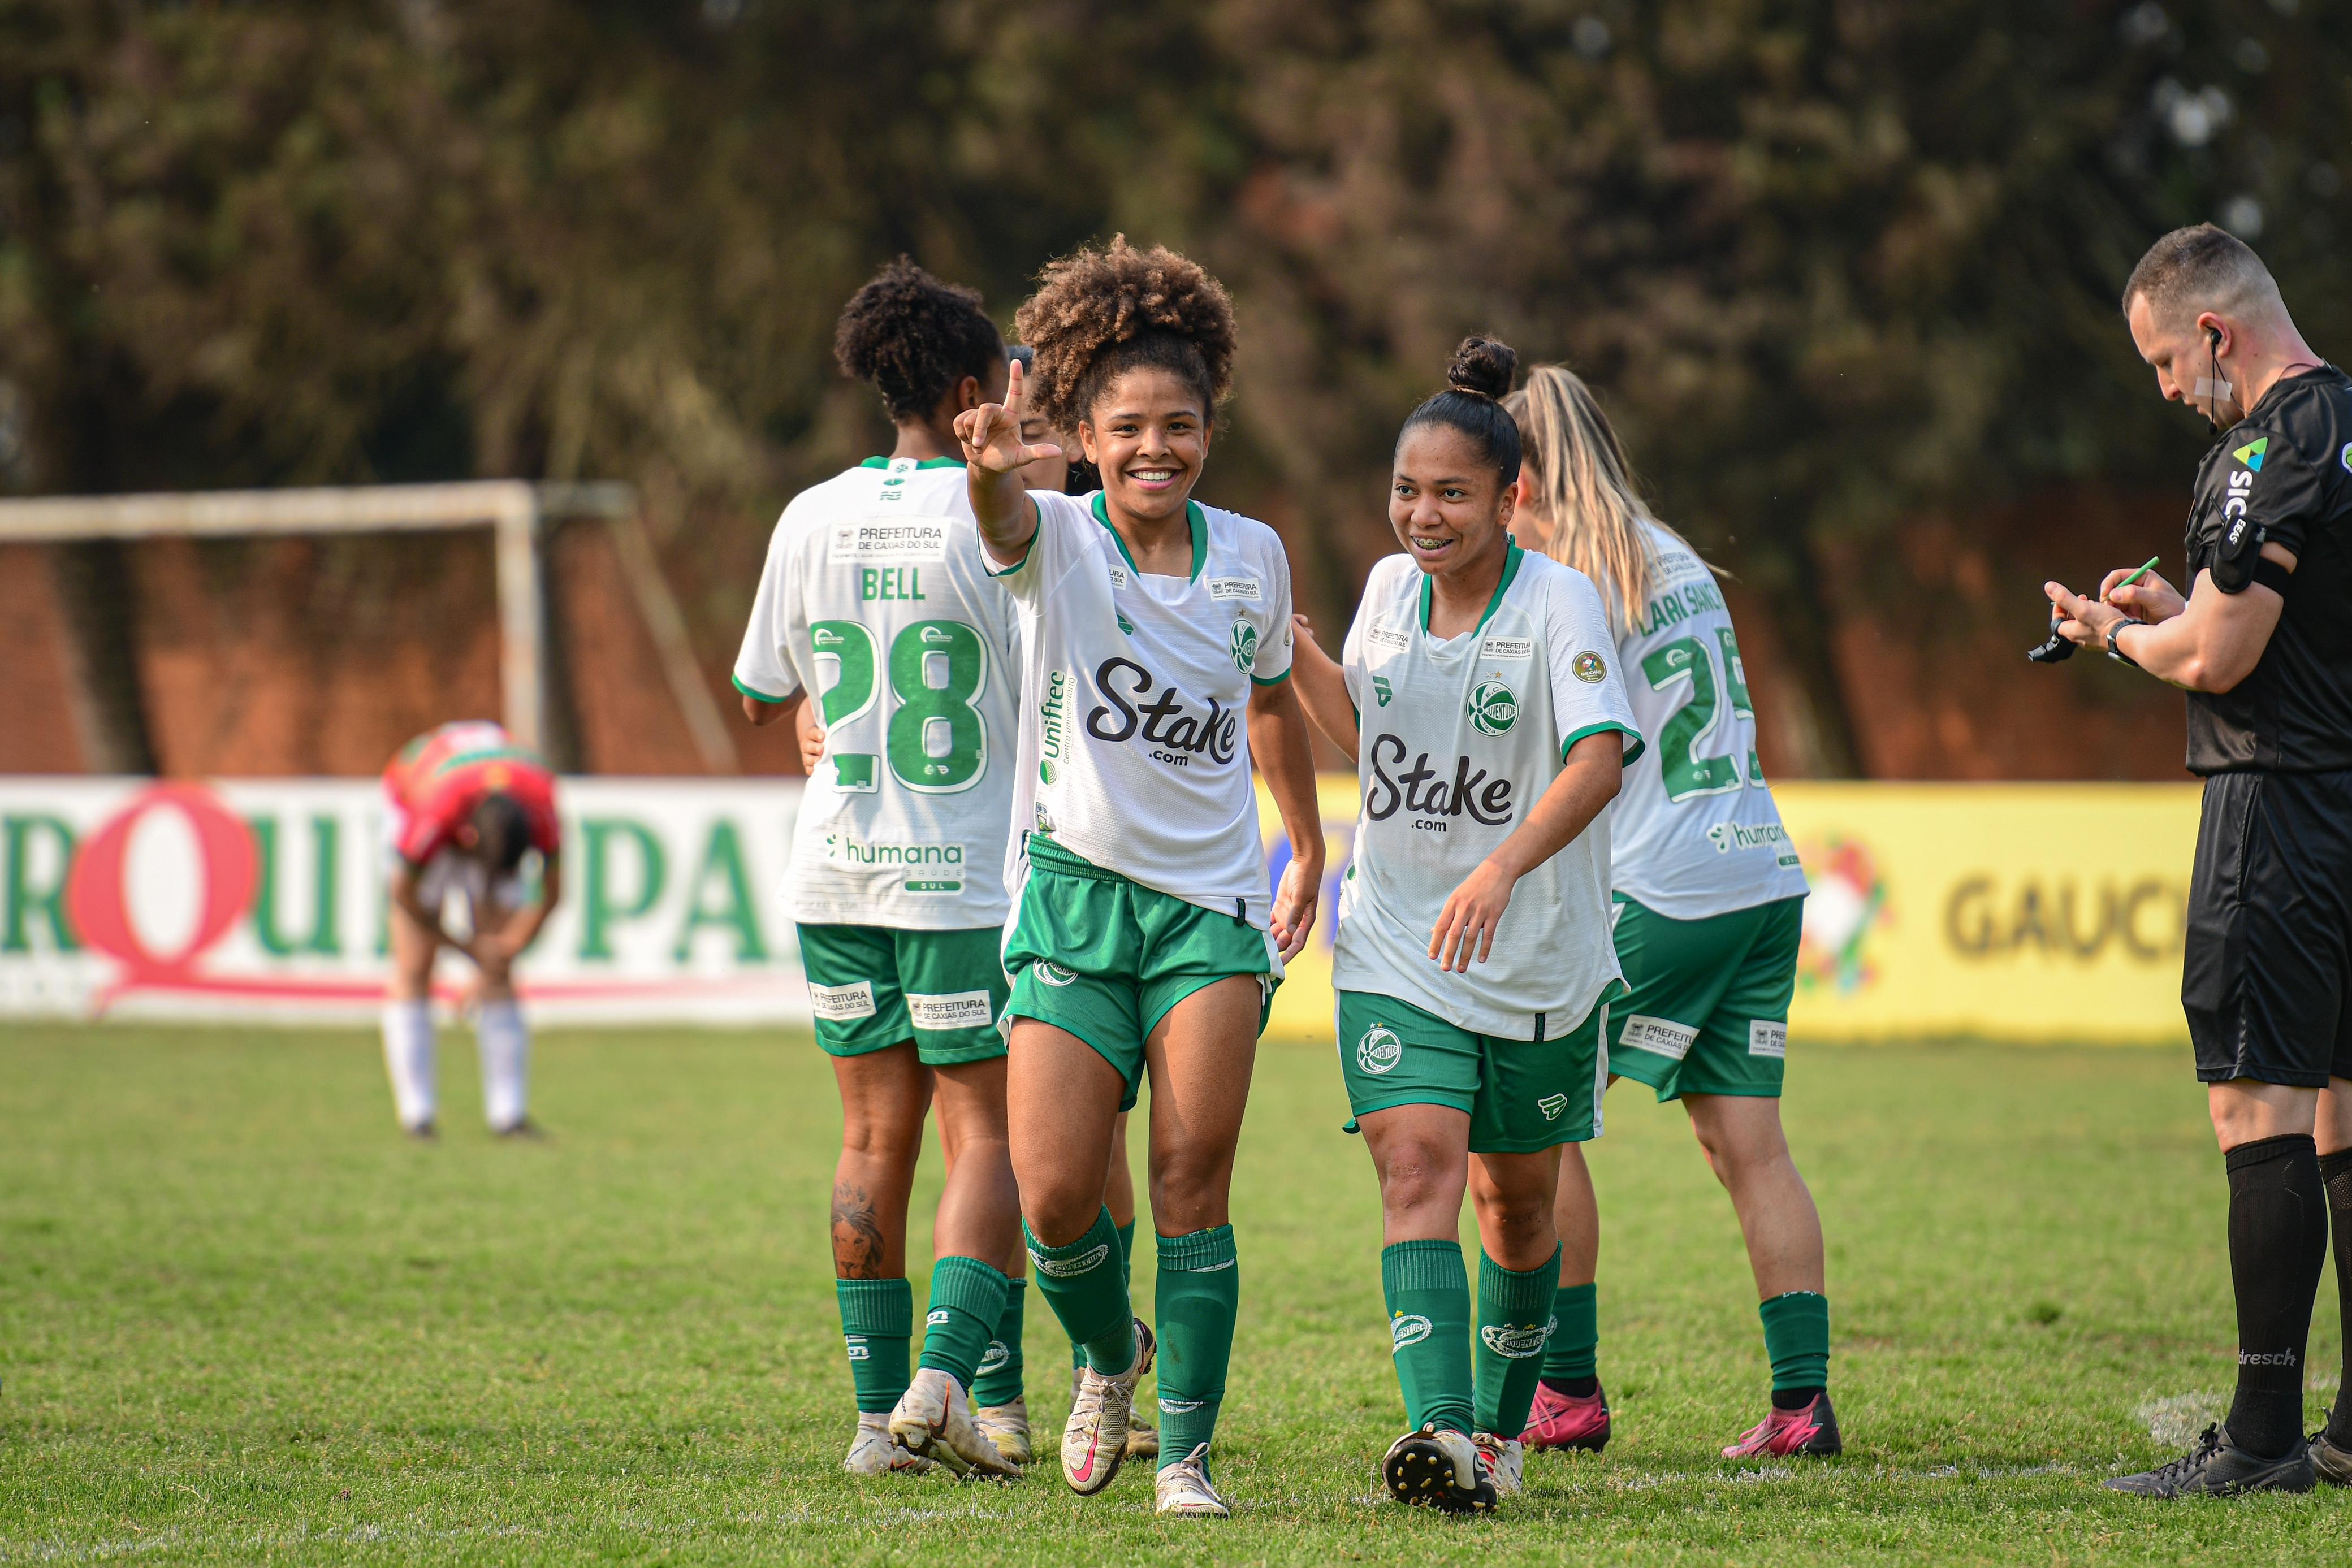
[[974, 1396, 1033, 1467], [1154, 1441, 1230, 1517], [844, 1411, 935, 1477], [1382, 1424, 1497, 1513], [1061, 1318, 1155, 1495], [889, 1367, 1018, 1479], [1473, 1431, 1524, 1498]]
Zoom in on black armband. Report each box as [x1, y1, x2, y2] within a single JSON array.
[[2250, 553, 2294, 597], [2211, 517, 2265, 592]]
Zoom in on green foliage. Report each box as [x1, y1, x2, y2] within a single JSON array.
[[1, 1024, 2345, 1562], [2, 2, 2345, 709]]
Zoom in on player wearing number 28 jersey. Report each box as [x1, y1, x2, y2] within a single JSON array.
[[1506, 365, 1836, 1465], [734, 261, 1028, 1484]]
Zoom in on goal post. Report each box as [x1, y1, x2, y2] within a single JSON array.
[[0, 480, 738, 774]]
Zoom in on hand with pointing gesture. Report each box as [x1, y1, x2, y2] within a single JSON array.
[[956, 356, 1064, 474]]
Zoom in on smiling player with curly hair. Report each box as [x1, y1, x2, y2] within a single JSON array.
[[958, 237, 1326, 1518]]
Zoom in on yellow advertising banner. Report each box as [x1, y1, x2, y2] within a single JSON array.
[[1258, 778, 2204, 1047]]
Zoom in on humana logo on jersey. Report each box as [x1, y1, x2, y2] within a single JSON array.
[[822, 833, 964, 892], [1087, 656, 1239, 768], [1364, 733, 1514, 828]]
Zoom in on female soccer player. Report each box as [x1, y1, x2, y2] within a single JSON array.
[[379, 721, 562, 1139], [794, 344, 1158, 1470], [957, 238, 1325, 1518], [1287, 338, 1642, 1512], [1503, 365, 1835, 1460], [1004, 344, 1157, 1465], [734, 258, 1026, 1481]]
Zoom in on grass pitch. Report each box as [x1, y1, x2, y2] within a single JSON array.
[[0, 1024, 2344, 1564]]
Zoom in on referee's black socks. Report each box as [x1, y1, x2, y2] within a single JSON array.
[[2321, 1147, 2352, 1448], [2222, 1133, 2328, 1459]]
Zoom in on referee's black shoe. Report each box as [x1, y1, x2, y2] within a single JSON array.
[[2104, 1424, 2315, 1498], [2310, 1430, 2352, 1487]]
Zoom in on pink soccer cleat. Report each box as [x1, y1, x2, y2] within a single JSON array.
[[1519, 1379, 1611, 1453], [1723, 1392, 1843, 1458]]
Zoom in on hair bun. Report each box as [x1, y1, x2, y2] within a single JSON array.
[[1446, 336, 1517, 400]]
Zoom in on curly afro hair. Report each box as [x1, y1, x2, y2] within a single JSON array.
[[833, 257, 1005, 422], [1012, 236, 1236, 432]]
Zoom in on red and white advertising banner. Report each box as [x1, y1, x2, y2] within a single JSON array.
[[0, 778, 813, 1025]]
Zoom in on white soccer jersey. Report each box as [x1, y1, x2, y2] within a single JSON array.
[[987, 490, 1295, 928], [733, 458, 1023, 929], [1607, 523, 1809, 919], [1333, 547, 1642, 1036]]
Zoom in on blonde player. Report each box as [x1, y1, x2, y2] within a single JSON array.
[[958, 237, 1325, 1517], [1504, 365, 1835, 1460], [736, 259, 1024, 1480], [1287, 337, 1641, 1512]]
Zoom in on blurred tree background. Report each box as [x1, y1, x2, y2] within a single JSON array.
[[2, 0, 2344, 777]]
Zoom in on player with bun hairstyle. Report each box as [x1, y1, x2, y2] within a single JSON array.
[[1287, 338, 1642, 1512], [1502, 364, 1834, 1462], [734, 257, 1028, 1481], [959, 237, 1325, 1518]]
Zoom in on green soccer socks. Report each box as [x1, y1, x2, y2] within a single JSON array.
[[1155, 1224, 1238, 1468], [1475, 1246, 1559, 1439], [1542, 1279, 1599, 1391], [971, 1277, 1026, 1408], [1382, 1240, 1473, 1436], [918, 1255, 1010, 1389], [1071, 1219, 1138, 1372], [837, 1276, 913, 1414], [1760, 1289, 1832, 1405], [1027, 1207, 1137, 1375]]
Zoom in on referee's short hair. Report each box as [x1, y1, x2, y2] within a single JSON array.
[[2123, 223, 2284, 324]]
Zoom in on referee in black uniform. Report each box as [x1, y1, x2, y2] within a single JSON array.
[[2047, 223, 2352, 1497]]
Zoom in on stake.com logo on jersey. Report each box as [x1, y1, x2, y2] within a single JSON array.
[[1363, 734, 1515, 826], [1084, 656, 1239, 769]]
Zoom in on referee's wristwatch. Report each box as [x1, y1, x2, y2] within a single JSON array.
[[2105, 616, 2140, 668]]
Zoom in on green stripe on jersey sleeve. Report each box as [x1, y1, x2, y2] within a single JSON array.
[[982, 498, 1042, 577], [1562, 720, 1643, 768], [732, 673, 792, 704], [1249, 666, 1292, 687]]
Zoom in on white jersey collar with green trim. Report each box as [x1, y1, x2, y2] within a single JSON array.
[[1089, 491, 1207, 582], [1416, 539, 1524, 636]]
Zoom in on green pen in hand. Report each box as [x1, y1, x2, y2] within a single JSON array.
[[2108, 556, 2161, 600], [2028, 557, 2159, 664]]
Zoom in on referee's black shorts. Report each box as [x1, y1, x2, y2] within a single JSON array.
[[2185, 768, 2352, 1087]]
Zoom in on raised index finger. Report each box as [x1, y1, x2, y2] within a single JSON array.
[[1004, 354, 1026, 417]]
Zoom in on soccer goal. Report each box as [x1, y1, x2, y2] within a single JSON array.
[[0, 480, 737, 774]]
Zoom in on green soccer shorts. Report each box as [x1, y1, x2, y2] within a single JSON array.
[[1000, 837, 1277, 1111], [1334, 990, 1609, 1153], [795, 922, 1010, 1065], [1607, 893, 1804, 1101]]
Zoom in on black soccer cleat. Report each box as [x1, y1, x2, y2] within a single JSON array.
[[2309, 1430, 2352, 1488], [1382, 1426, 1497, 1514], [2103, 1424, 2315, 1498]]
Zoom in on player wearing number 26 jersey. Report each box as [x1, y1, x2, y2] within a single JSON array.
[[1507, 365, 1836, 1467]]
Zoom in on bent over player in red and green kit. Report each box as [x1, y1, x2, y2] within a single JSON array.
[[379, 721, 563, 1138]]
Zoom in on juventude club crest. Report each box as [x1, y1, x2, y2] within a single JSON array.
[[1468, 679, 1518, 735], [1357, 1024, 1403, 1075], [1480, 1320, 1553, 1359], [1230, 620, 1259, 674]]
